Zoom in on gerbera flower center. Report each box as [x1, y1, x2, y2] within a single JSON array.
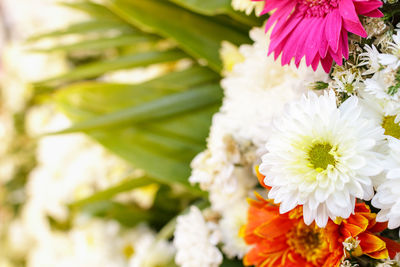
[[308, 143, 336, 170], [382, 115, 400, 139], [286, 222, 329, 265], [297, 0, 339, 17]]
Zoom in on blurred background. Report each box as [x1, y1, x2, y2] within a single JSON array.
[[0, 0, 262, 266]]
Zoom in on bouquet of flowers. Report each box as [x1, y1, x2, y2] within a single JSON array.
[[2, 0, 400, 266]]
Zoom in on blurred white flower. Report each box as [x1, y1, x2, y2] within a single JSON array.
[[231, 0, 264, 15], [219, 199, 249, 259], [174, 206, 223, 267]]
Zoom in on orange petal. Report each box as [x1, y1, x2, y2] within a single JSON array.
[[255, 165, 271, 190], [340, 222, 364, 237], [380, 236, 400, 259], [358, 232, 386, 254], [255, 217, 294, 239], [368, 221, 388, 233], [367, 249, 389, 260], [354, 203, 371, 213], [347, 214, 369, 231]]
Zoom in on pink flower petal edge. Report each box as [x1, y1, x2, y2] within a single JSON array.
[[253, 0, 383, 72]]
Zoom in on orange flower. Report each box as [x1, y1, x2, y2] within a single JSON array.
[[242, 194, 400, 267]]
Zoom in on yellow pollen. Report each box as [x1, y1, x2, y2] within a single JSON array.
[[286, 222, 329, 265], [382, 115, 400, 139], [308, 143, 336, 170]]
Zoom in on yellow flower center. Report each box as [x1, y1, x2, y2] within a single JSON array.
[[286, 222, 329, 265], [382, 115, 400, 139], [308, 143, 336, 171], [122, 244, 135, 259]]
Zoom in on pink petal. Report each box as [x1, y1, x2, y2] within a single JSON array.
[[353, 0, 383, 15], [339, 0, 368, 37], [321, 54, 333, 73], [362, 9, 383, 17], [325, 9, 342, 53]]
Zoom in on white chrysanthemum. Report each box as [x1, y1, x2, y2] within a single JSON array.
[[260, 91, 385, 227], [231, 0, 264, 15], [219, 199, 249, 259], [372, 138, 400, 236], [359, 92, 400, 139], [174, 206, 223, 267]]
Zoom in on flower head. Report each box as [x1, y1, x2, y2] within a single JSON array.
[[373, 138, 400, 236], [260, 91, 385, 227], [242, 195, 398, 267], [256, 0, 383, 72]]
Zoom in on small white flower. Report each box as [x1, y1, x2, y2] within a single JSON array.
[[342, 236, 361, 252], [364, 66, 400, 101], [330, 71, 363, 94], [372, 138, 400, 237], [260, 91, 385, 227], [173, 206, 223, 267], [359, 44, 381, 75], [379, 30, 400, 68]]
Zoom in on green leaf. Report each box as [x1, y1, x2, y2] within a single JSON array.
[[169, 0, 264, 27], [51, 83, 222, 133], [141, 104, 219, 144], [169, 0, 232, 15], [35, 49, 187, 85], [221, 258, 244, 267], [105, 0, 250, 72], [60, 1, 122, 20], [53, 66, 219, 118], [80, 200, 153, 227], [27, 20, 134, 42], [70, 176, 154, 208], [50, 66, 220, 192], [90, 128, 202, 191], [31, 34, 160, 53]]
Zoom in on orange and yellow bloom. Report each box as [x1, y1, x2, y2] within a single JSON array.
[[242, 194, 400, 267]]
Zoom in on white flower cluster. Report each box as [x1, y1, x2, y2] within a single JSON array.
[[180, 27, 329, 265], [0, 0, 177, 264], [257, 26, 400, 228], [182, 22, 400, 266], [10, 216, 174, 267]]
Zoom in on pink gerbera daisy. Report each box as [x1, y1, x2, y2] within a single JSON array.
[[256, 0, 383, 72]]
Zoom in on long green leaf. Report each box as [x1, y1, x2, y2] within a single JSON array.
[[169, 0, 232, 15], [54, 66, 219, 118], [35, 49, 187, 85], [31, 34, 159, 53], [70, 176, 154, 208], [90, 128, 200, 189], [60, 1, 122, 19], [106, 0, 250, 72], [52, 83, 222, 133], [27, 20, 133, 42]]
